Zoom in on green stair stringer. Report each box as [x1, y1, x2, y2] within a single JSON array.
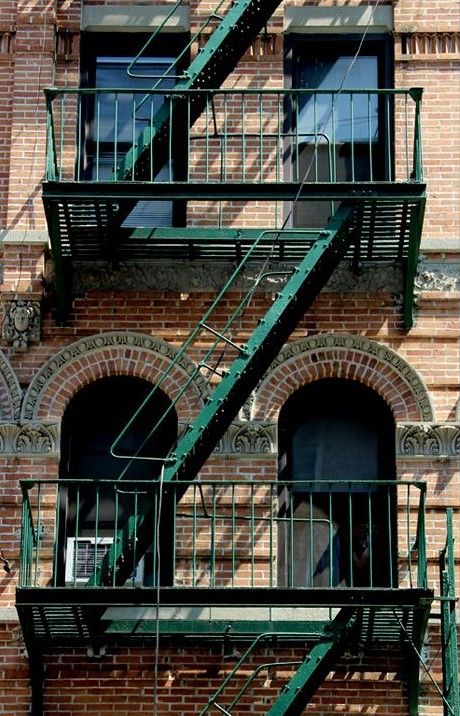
[[265, 609, 357, 716], [117, 0, 284, 180], [90, 204, 354, 587]]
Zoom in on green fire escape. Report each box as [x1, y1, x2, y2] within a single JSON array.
[[15, 2, 458, 715]]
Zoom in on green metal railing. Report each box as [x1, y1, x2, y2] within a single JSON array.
[[19, 479, 427, 591], [44, 87, 424, 186], [439, 508, 459, 716]]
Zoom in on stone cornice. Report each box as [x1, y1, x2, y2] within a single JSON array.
[[71, 258, 459, 295]]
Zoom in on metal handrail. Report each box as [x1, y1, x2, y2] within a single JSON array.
[[43, 87, 424, 186], [19, 478, 428, 592]]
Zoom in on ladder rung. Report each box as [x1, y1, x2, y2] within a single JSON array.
[[200, 362, 226, 377], [199, 323, 247, 354]]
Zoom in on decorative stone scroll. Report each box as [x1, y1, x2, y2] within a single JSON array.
[[215, 421, 277, 455], [0, 423, 59, 455], [397, 423, 460, 459], [2, 299, 41, 352]]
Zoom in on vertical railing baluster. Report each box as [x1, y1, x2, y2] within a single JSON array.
[[331, 94, 336, 182], [368, 92, 373, 181], [210, 484, 216, 587], [406, 483, 413, 588], [172, 485, 177, 584], [169, 96, 174, 181], [76, 94, 82, 181], [131, 95, 136, 181], [59, 93, 65, 181], [114, 93, 119, 180], [368, 491, 373, 588], [113, 485, 119, 587], [348, 485, 353, 587], [223, 93, 228, 183], [94, 484, 99, 583], [231, 483, 236, 587], [308, 490, 313, 587], [417, 485, 427, 589], [404, 93, 410, 181], [387, 484, 394, 588], [289, 488, 294, 587], [153, 487, 158, 587], [96, 94, 101, 182], [132, 486, 138, 586], [149, 95, 154, 182], [259, 93, 263, 182], [269, 483, 274, 587], [205, 93, 209, 183], [242, 93, 246, 181], [386, 93, 392, 181], [328, 490, 333, 588], [74, 485, 80, 588], [276, 93, 281, 182], [294, 92, 299, 182], [34, 483, 42, 587], [192, 484, 197, 587], [250, 483, 255, 587], [313, 93, 318, 182], [187, 94, 191, 183], [52, 485, 61, 588], [350, 94, 355, 182]]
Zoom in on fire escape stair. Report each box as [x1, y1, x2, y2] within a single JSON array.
[[117, 0, 286, 183], [90, 204, 354, 587]]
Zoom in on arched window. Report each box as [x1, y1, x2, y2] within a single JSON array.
[[57, 376, 178, 585], [278, 378, 396, 588]]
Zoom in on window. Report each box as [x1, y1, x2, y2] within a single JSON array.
[[57, 376, 178, 585], [278, 379, 396, 588], [80, 33, 189, 227], [285, 35, 392, 226]]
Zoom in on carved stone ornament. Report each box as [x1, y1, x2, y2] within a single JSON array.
[[0, 422, 59, 455], [415, 259, 460, 293], [397, 423, 460, 459], [72, 260, 405, 295], [0, 350, 22, 420], [265, 334, 434, 422], [215, 421, 277, 455], [21, 332, 210, 421], [2, 299, 41, 352]]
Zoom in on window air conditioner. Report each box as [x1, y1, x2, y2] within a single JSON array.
[[65, 537, 145, 585]]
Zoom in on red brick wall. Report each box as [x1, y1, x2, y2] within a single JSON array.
[[0, 2, 458, 715]]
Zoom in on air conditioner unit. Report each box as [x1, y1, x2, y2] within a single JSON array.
[[65, 537, 144, 586]]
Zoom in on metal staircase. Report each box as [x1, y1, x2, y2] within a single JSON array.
[[200, 609, 357, 715], [91, 204, 354, 587]]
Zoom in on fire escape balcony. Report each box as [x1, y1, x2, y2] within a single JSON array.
[[17, 477, 432, 642], [42, 86, 426, 326]]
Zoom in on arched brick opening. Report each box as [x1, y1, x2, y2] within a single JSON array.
[[21, 332, 210, 423], [253, 334, 433, 422], [0, 350, 22, 421]]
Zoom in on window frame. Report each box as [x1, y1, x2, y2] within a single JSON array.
[[79, 32, 190, 227], [284, 34, 394, 227]]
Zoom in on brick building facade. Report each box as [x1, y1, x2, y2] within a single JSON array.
[[0, 1, 458, 714]]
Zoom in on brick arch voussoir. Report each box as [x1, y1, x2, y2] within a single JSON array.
[[21, 332, 210, 423], [0, 350, 22, 421], [253, 334, 433, 422]]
